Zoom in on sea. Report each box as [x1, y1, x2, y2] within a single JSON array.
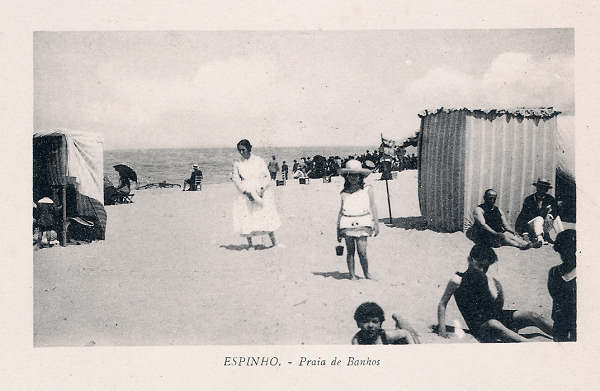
[[104, 146, 377, 186]]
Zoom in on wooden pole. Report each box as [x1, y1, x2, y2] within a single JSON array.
[[60, 135, 68, 246], [61, 184, 67, 246], [385, 176, 392, 224]]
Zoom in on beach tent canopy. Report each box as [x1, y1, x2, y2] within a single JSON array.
[[556, 115, 574, 181], [417, 107, 560, 232], [33, 129, 106, 241]]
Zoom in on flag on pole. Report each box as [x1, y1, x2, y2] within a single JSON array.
[[380, 134, 397, 157]]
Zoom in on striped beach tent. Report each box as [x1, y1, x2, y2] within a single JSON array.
[[33, 129, 107, 243], [417, 108, 560, 232]]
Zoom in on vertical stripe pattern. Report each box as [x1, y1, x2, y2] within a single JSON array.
[[417, 110, 466, 232]]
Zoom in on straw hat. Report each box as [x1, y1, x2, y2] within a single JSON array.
[[340, 159, 371, 176], [532, 178, 553, 189], [192, 163, 199, 169]]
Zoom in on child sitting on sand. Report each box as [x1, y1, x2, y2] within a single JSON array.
[[352, 302, 420, 344], [548, 229, 576, 341], [336, 160, 379, 280], [36, 196, 60, 248], [437, 244, 554, 342]]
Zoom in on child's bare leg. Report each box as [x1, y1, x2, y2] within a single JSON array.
[[512, 310, 554, 336], [479, 319, 529, 342], [392, 313, 420, 343], [344, 237, 358, 280], [356, 237, 370, 279]]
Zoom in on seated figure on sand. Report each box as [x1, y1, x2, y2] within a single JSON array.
[[469, 189, 532, 249], [437, 245, 554, 342], [183, 163, 203, 191], [292, 167, 307, 179], [515, 178, 564, 246], [351, 302, 420, 344], [35, 196, 60, 247]]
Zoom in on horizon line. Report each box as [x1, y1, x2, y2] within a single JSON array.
[[105, 144, 382, 152]]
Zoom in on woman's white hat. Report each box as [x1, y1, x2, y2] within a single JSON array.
[[339, 159, 371, 176]]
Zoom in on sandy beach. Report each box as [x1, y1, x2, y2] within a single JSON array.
[[33, 171, 567, 346]]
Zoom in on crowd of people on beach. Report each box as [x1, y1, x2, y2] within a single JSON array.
[[229, 138, 576, 344], [262, 148, 419, 182]]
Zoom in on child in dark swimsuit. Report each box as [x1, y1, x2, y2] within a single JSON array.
[[351, 302, 420, 344], [548, 229, 576, 341], [437, 244, 554, 342]]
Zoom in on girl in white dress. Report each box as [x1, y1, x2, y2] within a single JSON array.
[[232, 139, 281, 249], [336, 159, 379, 279]]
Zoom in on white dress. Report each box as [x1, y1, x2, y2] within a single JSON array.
[[232, 154, 281, 236], [339, 186, 374, 237]]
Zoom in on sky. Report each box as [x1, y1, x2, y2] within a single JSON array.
[[34, 29, 574, 150]]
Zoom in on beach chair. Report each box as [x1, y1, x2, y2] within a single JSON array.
[[115, 192, 134, 203], [124, 193, 135, 203], [189, 175, 202, 191]]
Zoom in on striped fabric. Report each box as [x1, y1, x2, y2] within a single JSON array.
[[75, 193, 107, 240], [418, 110, 466, 232], [33, 135, 67, 198]]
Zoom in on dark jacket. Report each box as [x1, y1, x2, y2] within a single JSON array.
[[515, 193, 558, 234], [188, 169, 203, 190]]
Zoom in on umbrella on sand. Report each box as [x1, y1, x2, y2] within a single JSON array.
[[113, 164, 137, 182]]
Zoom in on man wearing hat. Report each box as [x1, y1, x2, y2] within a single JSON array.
[[515, 178, 564, 245], [183, 163, 203, 191]]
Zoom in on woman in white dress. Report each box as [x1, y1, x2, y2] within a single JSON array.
[[232, 139, 281, 249]]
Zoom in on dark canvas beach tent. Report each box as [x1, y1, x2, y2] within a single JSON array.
[[555, 115, 575, 221], [417, 108, 559, 232], [33, 129, 107, 243]]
